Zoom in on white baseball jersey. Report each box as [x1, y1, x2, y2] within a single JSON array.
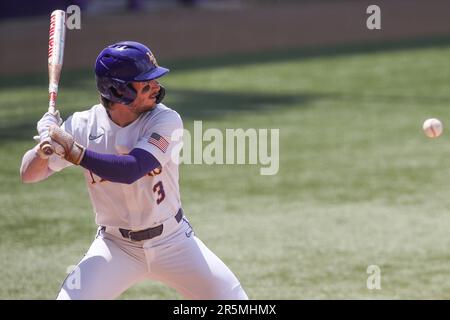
[[48, 103, 183, 230]]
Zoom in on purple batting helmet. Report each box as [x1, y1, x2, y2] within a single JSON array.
[[95, 41, 169, 104]]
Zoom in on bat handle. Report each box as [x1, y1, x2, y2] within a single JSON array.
[[48, 91, 57, 115], [39, 91, 58, 156]]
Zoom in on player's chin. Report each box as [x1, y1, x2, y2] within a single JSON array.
[[139, 101, 157, 112], [148, 97, 157, 108]]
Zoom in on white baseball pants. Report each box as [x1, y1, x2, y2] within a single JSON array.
[[57, 219, 248, 300]]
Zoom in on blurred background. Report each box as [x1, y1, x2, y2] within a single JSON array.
[[1, 0, 450, 299], [2, 0, 450, 75]]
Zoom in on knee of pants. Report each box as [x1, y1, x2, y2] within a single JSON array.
[[215, 283, 249, 300], [56, 280, 121, 300], [229, 284, 249, 300], [56, 287, 76, 300], [56, 284, 108, 300], [185, 282, 249, 300], [56, 287, 83, 300]]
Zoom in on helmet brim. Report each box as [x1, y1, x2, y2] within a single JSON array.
[[134, 66, 170, 81]]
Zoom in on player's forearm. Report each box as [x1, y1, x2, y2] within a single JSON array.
[[47, 125, 160, 183], [79, 148, 161, 184], [20, 146, 54, 183]]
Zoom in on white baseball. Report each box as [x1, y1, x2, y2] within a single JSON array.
[[422, 118, 443, 138]]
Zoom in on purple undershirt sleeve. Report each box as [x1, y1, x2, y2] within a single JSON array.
[[79, 148, 161, 184]]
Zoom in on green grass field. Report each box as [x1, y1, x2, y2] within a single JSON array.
[[2, 40, 450, 299]]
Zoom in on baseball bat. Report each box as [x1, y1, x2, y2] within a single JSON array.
[[41, 10, 66, 155]]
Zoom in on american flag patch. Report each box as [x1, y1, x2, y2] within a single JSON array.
[[148, 132, 169, 153]]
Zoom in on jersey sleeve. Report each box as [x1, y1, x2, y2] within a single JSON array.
[[134, 110, 184, 167], [47, 115, 75, 172]]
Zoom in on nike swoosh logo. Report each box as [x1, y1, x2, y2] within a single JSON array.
[[89, 132, 105, 140]]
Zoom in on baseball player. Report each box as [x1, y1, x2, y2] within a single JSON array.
[[20, 41, 248, 300]]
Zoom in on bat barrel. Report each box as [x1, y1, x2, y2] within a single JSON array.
[[48, 10, 66, 113], [48, 10, 66, 66]]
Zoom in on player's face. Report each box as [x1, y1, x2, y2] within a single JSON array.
[[128, 80, 161, 114]]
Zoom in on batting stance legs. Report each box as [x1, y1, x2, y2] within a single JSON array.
[[57, 219, 248, 300]]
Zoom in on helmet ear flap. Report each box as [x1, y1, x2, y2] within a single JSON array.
[[96, 76, 137, 105], [115, 82, 137, 104], [109, 86, 122, 99]]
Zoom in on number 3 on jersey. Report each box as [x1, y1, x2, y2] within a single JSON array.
[[153, 181, 165, 205]]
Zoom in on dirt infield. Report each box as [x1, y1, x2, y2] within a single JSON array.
[[1, 0, 450, 75]]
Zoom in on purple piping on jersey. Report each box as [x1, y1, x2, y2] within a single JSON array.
[[80, 148, 161, 184]]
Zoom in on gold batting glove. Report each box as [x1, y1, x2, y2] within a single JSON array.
[[49, 125, 86, 165]]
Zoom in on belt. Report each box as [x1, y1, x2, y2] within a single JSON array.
[[103, 208, 184, 242]]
